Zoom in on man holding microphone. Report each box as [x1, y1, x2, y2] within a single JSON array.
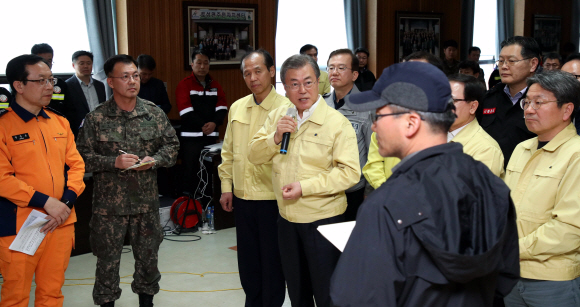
[[248, 54, 360, 307]]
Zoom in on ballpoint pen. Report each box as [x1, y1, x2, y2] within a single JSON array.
[[119, 150, 142, 163]]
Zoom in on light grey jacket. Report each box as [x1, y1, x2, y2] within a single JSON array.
[[324, 85, 373, 192]]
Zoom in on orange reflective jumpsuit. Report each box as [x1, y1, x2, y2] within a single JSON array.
[[0, 101, 85, 307]]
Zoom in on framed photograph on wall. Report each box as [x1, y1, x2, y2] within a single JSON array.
[[532, 15, 561, 53], [182, 2, 258, 69], [395, 12, 442, 63]]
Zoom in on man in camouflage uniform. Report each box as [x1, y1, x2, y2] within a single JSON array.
[[76, 55, 179, 307]]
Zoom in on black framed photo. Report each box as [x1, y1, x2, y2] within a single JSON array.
[[395, 12, 442, 63], [533, 15, 561, 53], [182, 2, 257, 69]]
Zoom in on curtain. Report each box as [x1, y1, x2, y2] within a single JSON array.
[[344, 0, 366, 50], [497, 0, 514, 55], [460, 0, 475, 60], [83, 0, 117, 97]]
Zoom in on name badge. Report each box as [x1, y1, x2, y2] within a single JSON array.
[[12, 133, 30, 141]]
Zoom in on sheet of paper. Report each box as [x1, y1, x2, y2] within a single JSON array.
[[122, 160, 156, 171], [9, 210, 48, 256], [317, 221, 356, 252]]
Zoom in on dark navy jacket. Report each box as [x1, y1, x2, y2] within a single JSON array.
[[330, 143, 520, 307]]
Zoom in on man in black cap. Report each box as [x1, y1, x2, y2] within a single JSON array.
[[330, 61, 520, 306]]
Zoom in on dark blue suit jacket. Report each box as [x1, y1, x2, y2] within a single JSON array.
[[65, 76, 106, 138]]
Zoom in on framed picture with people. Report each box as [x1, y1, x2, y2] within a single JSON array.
[[395, 12, 442, 63], [532, 15, 561, 53], [182, 2, 258, 69]]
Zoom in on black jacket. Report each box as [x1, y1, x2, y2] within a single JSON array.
[[0, 87, 12, 108], [476, 83, 535, 165], [355, 68, 376, 92], [138, 77, 172, 114], [330, 143, 520, 307], [65, 76, 106, 138]]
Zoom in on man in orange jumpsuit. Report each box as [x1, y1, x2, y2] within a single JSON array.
[[0, 54, 85, 307]]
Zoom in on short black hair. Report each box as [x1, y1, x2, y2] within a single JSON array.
[[6, 54, 48, 93], [458, 60, 481, 73], [240, 49, 274, 73], [544, 52, 562, 63], [103, 54, 138, 77], [500, 36, 541, 68], [327, 49, 359, 70], [192, 49, 211, 62], [448, 73, 486, 103], [443, 40, 458, 50], [468, 46, 481, 54], [72, 50, 94, 62], [31, 43, 53, 55], [564, 53, 580, 64], [137, 54, 156, 70], [404, 51, 445, 72], [527, 70, 580, 118], [299, 44, 318, 54], [354, 47, 370, 57]]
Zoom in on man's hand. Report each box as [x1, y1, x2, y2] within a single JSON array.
[[133, 156, 155, 171], [220, 192, 233, 212], [274, 115, 297, 145], [202, 122, 217, 135], [282, 182, 302, 200], [42, 197, 71, 233], [41, 216, 59, 234], [115, 154, 140, 169]]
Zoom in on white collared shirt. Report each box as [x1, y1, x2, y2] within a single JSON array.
[[447, 122, 469, 142], [76, 75, 100, 111], [296, 95, 321, 129]]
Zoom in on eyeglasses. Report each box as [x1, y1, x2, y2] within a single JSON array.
[[109, 73, 140, 82], [327, 65, 352, 73], [520, 99, 558, 110], [495, 58, 531, 67], [24, 78, 57, 86], [452, 98, 470, 103], [372, 111, 410, 123], [284, 80, 317, 91]]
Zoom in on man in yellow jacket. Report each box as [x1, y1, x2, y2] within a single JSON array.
[[218, 49, 289, 307], [503, 70, 580, 306], [447, 74, 504, 177], [248, 54, 360, 307]]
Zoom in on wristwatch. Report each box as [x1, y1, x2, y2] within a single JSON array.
[[61, 199, 73, 209]]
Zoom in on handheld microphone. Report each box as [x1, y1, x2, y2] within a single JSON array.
[[280, 108, 297, 155]]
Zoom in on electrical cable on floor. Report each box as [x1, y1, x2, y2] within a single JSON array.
[[0, 271, 244, 293]]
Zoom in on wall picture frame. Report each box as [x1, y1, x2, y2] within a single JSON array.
[[395, 12, 442, 63], [183, 2, 258, 70]]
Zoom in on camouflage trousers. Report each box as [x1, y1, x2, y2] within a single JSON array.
[[90, 212, 163, 305]]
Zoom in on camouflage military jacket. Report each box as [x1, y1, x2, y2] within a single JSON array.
[[76, 97, 179, 215]]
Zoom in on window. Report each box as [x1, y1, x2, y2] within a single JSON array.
[[0, 1, 90, 76], [473, 0, 498, 87], [275, 0, 348, 95]]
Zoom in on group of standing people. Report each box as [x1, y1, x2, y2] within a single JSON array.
[[0, 46, 178, 307], [2, 33, 580, 307]]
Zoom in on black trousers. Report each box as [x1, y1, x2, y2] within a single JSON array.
[[278, 214, 344, 307], [180, 137, 216, 196], [234, 196, 286, 307], [344, 188, 365, 221]]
